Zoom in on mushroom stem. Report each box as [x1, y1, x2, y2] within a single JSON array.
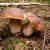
[[23, 23, 34, 36], [9, 19, 22, 34]]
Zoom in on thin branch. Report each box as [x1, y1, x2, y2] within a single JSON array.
[[42, 29, 47, 50], [0, 3, 48, 7]]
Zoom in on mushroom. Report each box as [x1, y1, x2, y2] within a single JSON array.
[[25, 12, 45, 32], [0, 7, 26, 34]]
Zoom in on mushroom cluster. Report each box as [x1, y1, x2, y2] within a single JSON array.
[[0, 7, 45, 37]]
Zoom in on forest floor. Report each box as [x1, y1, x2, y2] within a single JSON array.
[[0, 4, 50, 50], [0, 29, 50, 50]]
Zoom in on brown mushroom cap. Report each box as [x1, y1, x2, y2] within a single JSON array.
[[25, 12, 45, 32], [0, 7, 25, 20]]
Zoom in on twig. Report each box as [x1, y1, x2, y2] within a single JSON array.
[[0, 3, 48, 7], [42, 29, 47, 50]]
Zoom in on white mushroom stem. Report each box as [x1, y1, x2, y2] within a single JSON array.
[[23, 23, 34, 36], [10, 19, 22, 34]]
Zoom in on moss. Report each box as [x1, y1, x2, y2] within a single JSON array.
[[1, 37, 28, 50], [0, 0, 50, 4]]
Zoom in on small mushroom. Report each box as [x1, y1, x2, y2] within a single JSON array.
[[0, 7, 26, 34], [23, 23, 34, 36], [25, 12, 45, 32]]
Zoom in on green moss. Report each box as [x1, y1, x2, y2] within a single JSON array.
[[1, 37, 28, 50], [0, 0, 50, 4]]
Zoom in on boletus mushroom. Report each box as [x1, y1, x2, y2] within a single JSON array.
[[25, 12, 45, 32], [0, 7, 26, 34]]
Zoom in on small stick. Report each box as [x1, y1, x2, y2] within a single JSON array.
[[0, 3, 48, 7], [42, 29, 47, 50]]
